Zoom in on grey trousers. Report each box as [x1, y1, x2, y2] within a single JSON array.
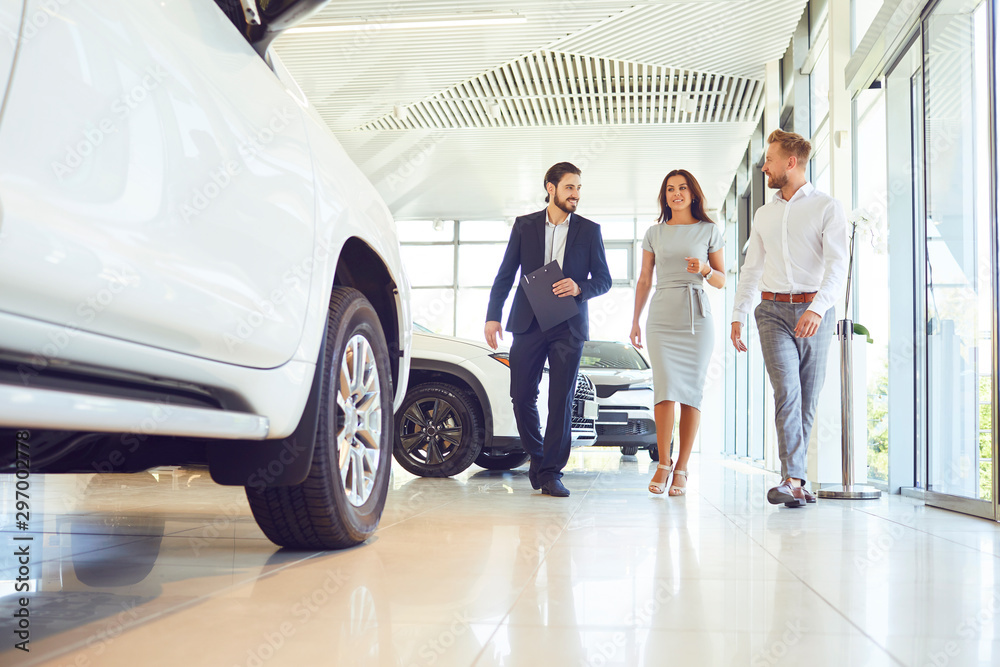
[[754, 301, 835, 481]]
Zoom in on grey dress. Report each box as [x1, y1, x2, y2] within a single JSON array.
[[642, 221, 724, 409]]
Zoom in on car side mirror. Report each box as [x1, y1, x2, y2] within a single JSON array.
[[227, 0, 329, 57]]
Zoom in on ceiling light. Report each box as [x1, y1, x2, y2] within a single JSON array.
[[489, 102, 503, 119], [286, 13, 527, 35], [393, 105, 408, 120], [685, 96, 698, 114]]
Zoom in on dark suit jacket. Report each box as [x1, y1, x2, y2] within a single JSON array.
[[486, 210, 612, 341]]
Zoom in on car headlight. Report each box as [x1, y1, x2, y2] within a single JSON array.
[[629, 382, 654, 391], [490, 352, 549, 373], [490, 353, 511, 368]]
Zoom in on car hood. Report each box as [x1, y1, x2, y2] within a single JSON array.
[[579, 369, 651, 386], [412, 331, 505, 360]]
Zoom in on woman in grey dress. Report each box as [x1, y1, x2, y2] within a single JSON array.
[[630, 169, 725, 495]]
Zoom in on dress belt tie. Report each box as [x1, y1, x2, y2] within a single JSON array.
[[686, 283, 707, 335]]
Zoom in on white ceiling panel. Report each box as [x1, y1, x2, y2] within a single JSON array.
[[551, 0, 809, 77], [274, 3, 633, 131], [272, 1, 808, 221], [338, 124, 755, 220]]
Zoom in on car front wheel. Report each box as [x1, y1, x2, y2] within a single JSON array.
[[246, 287, 393, 549], [393, 383, 483, 477]]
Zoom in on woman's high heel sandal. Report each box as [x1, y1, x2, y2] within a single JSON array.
[[668, 470, 688, 496], [648, 462, 674, 495]]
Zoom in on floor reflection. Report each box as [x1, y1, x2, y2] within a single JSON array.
[[1, 452, 999, 666]]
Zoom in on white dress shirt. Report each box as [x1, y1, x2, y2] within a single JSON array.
[[731, 182, 849, 322], [545, 211, 571, 268]]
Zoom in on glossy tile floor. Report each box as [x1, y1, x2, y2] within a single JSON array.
[[2, 450, 1000, 666]]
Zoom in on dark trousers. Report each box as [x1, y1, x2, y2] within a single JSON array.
[[509, 320, 585, 484]]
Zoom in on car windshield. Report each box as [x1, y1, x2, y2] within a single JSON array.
[[579, 341, 649, 370]]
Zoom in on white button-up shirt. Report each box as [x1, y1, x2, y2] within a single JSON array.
[[545, 211, 571, 268], [731, 182, 849, 322]]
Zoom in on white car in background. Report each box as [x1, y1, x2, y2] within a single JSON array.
[[394, 324, 597, 477], [579, 341, 662, 459], [0, 0, 410, 549]]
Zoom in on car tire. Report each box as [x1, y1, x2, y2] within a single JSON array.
[[393, 383, 483, 477], [648, 438, 674, 462], [245, 287, 393, 549], [620, 445, 639, 456], [475, 450, 530, 471]]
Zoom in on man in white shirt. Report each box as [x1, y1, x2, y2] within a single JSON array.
[[730, 129, 849, 508]]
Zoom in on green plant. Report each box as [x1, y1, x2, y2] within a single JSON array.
[[979, 376, 993, 501], [866, 365, 889, 482]]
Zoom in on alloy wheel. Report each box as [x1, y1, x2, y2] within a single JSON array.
[[399, 398, 464, 466], [336, 334, 382, 507]]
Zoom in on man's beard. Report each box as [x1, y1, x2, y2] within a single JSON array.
[[554, 193, 579, 213], [767, 172, 788, 190]]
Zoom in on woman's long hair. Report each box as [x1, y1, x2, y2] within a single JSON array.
[[656, 169, 715, 224]]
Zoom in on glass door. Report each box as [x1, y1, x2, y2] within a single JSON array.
[[883, 33, 924, 496], [922, 0, 996, 518]]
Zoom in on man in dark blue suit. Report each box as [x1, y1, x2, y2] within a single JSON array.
[[485, 162, 612, 497]]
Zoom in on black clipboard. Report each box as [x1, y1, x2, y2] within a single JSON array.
[[520, 261, 580, 331]]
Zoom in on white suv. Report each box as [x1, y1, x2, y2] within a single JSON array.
[[579, 341, 659, 457], [0, 0, 410, 549], [394, 325, 597, 477]]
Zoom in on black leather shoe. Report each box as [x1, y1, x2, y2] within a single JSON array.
[[540, 479, 570, 497], [527, 458, 541, 490]]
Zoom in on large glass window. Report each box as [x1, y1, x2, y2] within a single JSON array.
[[855, 86, 890, 483], [459, 220, 510, 242], [397, 219, 454, 243], [604, 243, 633, 287], [400, 218, 640, 337], [587, 287, 635, 342], [410, 288, 455, 335], [455, 288, 492, 341], [808, 25, 831, 193], [458, 245, 507, 287], [400, 245, 454, 287], [923, 0, 994, 503], [811, 133, 831, 197], [810, 41, 831, 129], [591, 217, 637, 241]]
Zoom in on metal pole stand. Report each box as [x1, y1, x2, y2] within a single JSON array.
[[817, 319, 881, 500]]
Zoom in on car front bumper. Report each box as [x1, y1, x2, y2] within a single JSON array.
[[594, 416, 657, 447]]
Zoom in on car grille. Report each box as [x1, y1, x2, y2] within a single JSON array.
[[596, 420, 653, 436], [572, 373, 596, 430]]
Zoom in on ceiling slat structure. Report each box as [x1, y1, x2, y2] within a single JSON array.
[[357, 52, 765, 131], [273, 0, 809, 220]]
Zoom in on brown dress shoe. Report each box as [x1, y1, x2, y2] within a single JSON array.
[[767, 479, 806, 508], [801, 486, 816, 503]]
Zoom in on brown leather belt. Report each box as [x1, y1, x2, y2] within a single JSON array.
[[761, 291, 817, 304]]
